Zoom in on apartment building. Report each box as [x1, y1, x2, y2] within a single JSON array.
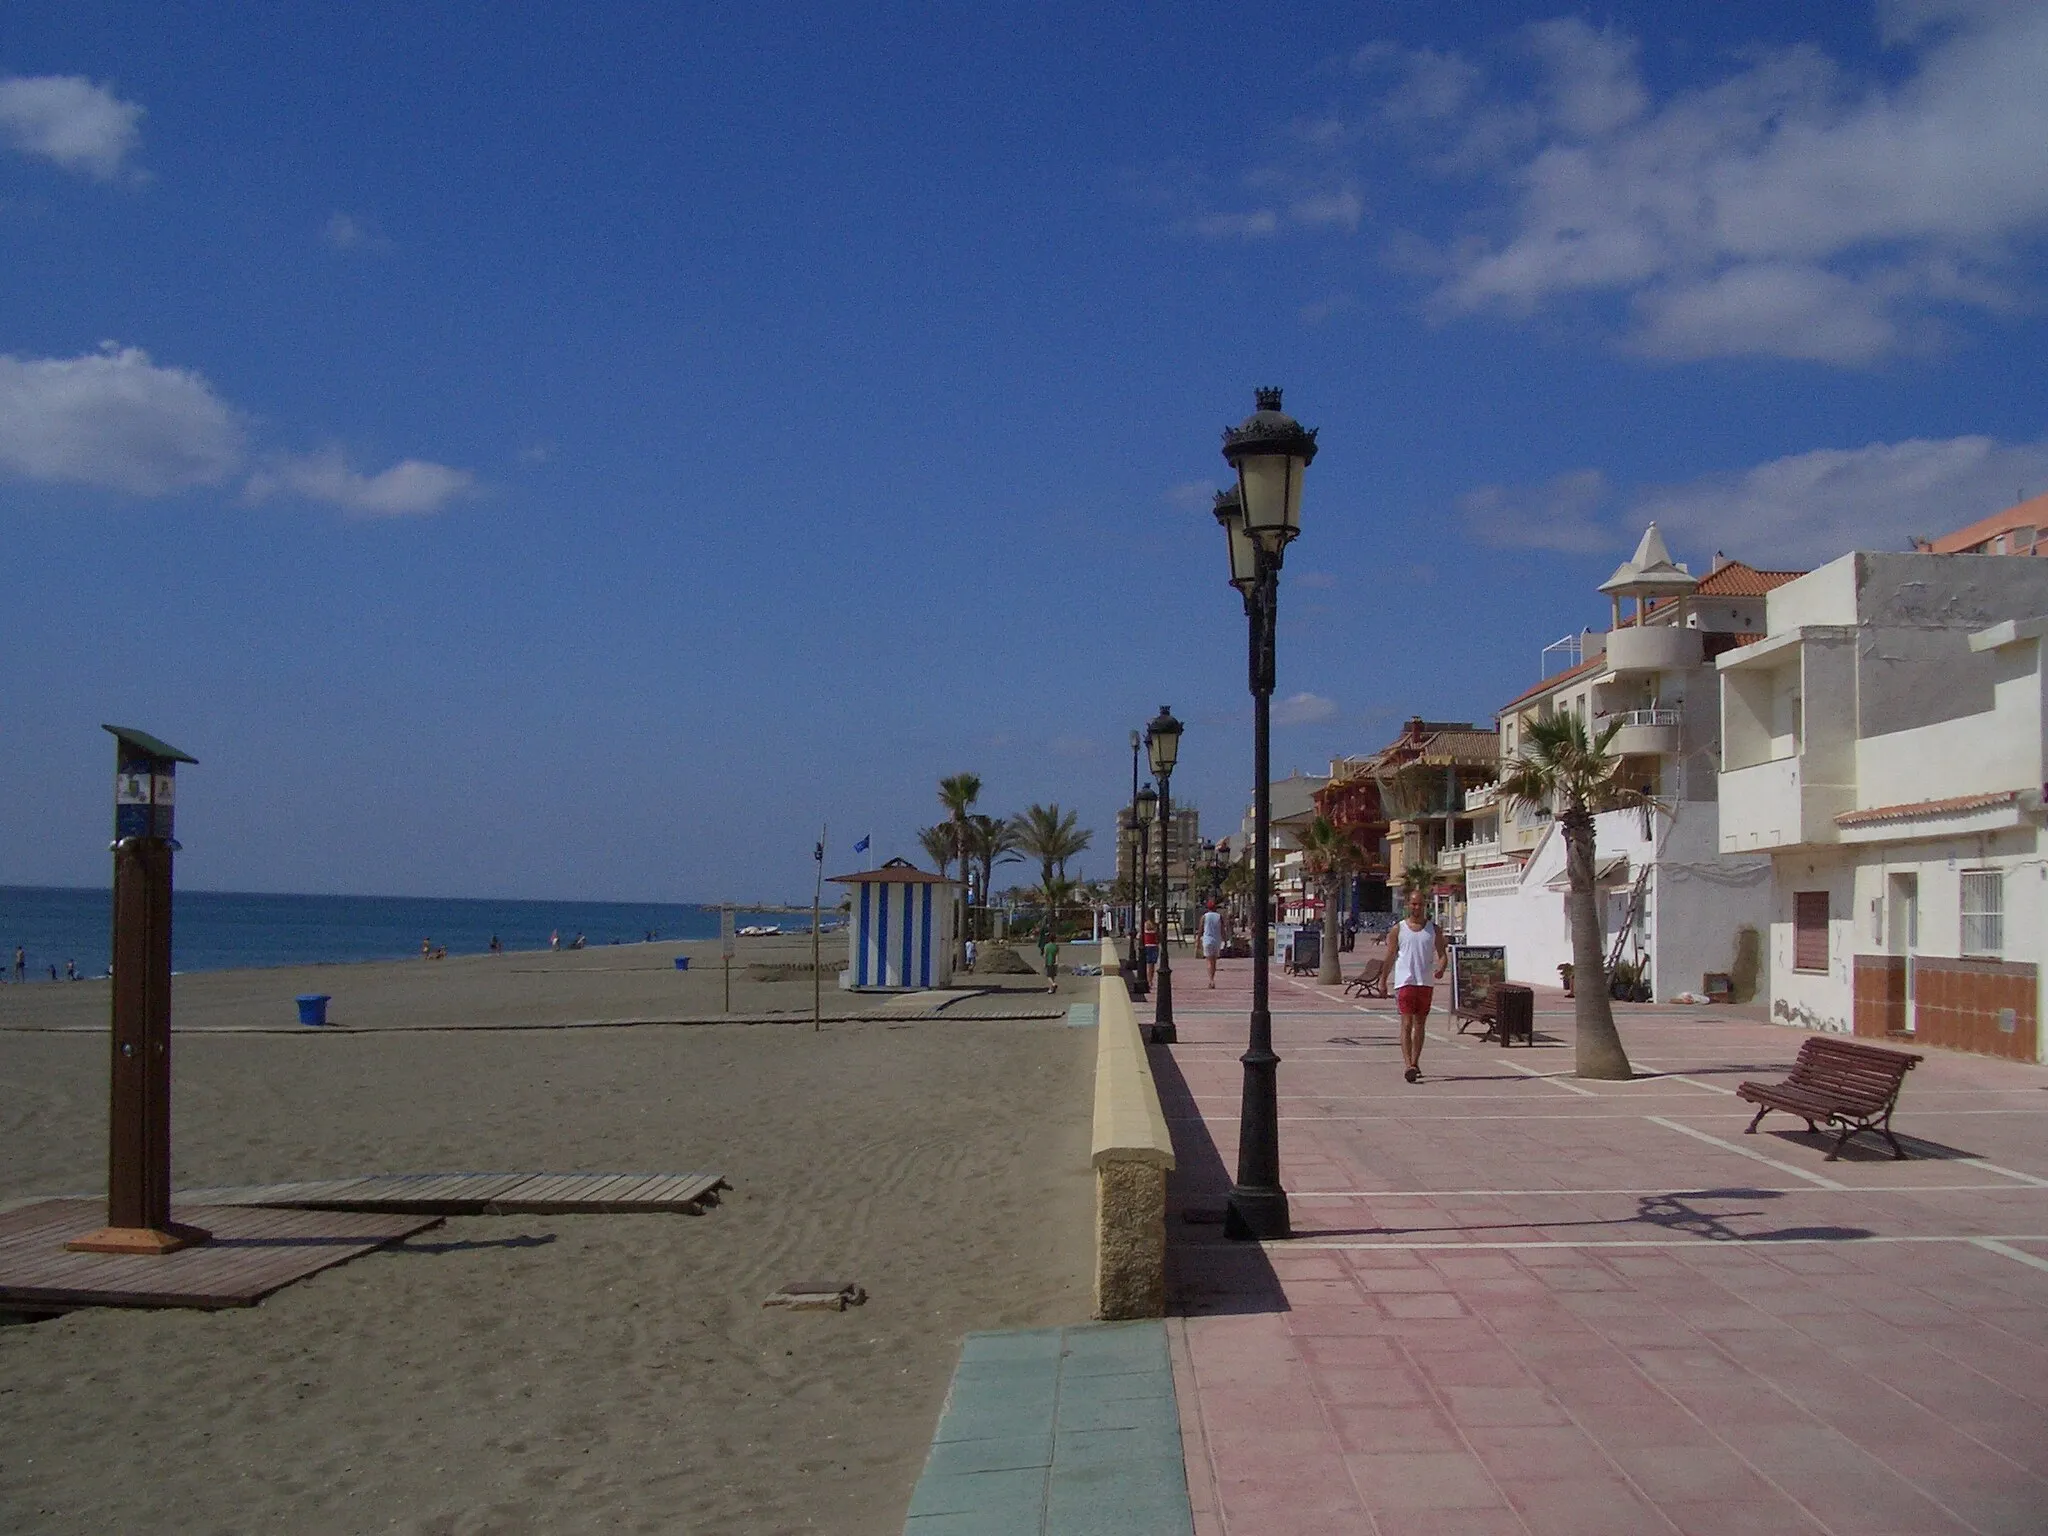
[[1716, 551, 2048, 1060], [1465, 525, 1792, 997]]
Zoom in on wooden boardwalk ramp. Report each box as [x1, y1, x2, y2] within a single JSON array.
[[174, 1170, 729, 1216]]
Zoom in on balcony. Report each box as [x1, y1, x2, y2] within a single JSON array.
[[1718, 755, 1854, 851], [1606, 707, 1682, 757], [1604, 626, 1703, 676]]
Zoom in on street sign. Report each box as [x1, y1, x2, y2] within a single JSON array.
[[720, 905, 736, 958]]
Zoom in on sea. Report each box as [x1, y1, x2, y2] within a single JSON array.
[[0, 886, 817, 979]]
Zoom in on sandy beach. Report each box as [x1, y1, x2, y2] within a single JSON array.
[[0, 939, 1099, 1534]]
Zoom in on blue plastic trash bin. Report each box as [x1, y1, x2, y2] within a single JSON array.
[[295, 994, 331, 1026], [674, 956, 690, 971]]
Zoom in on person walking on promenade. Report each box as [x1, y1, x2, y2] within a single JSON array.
[[1381, 889, 1447, 1083], [1041, 929, 1059, 994], [13, 946, 23, 983], [1199, 900, 1224, 987]]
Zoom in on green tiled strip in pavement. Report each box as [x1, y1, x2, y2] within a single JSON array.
[[904, 1322, 1193, 1536], [1065, 1003, 1099, 1028]]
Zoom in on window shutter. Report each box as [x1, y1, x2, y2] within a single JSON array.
[[1793, 891, 1829, 972]]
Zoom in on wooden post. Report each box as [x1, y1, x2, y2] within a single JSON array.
[[68, 727, 210, 1255], [721, 904, 734, 1013], [812, 823, 826, 1031]]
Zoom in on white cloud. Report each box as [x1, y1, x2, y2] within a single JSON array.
[[1290, 186, 1363, 231], [245, 448, 476, 517], [1632, 435, 2048, 565], [1189, 208, 1278, 240], [1458, 434, 2048, 567], [0, 344, 243, 493], [1163, 479, 1215, 511], [322, 212, 389, 251], [1049, 735, 1098, 759], [1368, 8, 2048, 363], [1461, 468, 1615, 552], [1273, 692, 1338, 726], [0, 75, 142, 179]]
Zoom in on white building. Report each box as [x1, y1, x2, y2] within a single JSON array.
[[1464, 526, 1790, 999], [1716, 552, 2048, 1061]]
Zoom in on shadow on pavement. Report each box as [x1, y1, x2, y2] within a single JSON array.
[[1148, 1041, 1288, 1318]]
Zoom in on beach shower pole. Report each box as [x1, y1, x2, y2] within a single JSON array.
[[1147, 705, 1183, 1044], [68, 727, 210, 1256], [1214, 389, 1316, 1243]]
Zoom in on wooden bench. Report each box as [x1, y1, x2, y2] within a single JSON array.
[[1343, 957, 1388, 999], [1736, 1036, 1922, 1160]]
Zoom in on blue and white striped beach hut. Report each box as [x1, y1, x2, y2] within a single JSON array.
[[830, 858, 958, 991]]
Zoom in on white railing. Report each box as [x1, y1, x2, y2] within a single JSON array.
[[1613, 708, 1681, 728]]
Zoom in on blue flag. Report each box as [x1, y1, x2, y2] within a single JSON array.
[[854, 834, 870, 853]]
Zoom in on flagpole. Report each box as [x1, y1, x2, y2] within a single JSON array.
[[813, 822, 826, 1032]]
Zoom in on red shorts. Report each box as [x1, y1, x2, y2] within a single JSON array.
[[1396, 984, 1434, 1014]]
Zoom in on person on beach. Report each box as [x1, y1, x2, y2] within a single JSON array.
[[549, 929, 560, 951], [1199, 900, 1223, 987], [1381, 889, 1447, 1083], [13, 947, 23, 983], [1041, 930, 1059, 993]]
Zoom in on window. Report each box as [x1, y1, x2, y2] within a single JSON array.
[[1793, 891, 1829, 972], [1961, 871, 2004, 956]]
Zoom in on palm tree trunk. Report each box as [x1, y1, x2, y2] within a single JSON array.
[[1563, 806, 1631, 1079], [1317, 873, 1343, 984]]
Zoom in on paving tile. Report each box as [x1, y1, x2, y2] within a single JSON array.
[[1506, 1476, 1670, 1536], [1347, 1449, 1508, 1512], [1660, 1499, 1832, 1536], [1463, 1423, 1621, 1483], [1435, 1384, 1573, 1427], [1328, 1403, 1467, 1455], [1607, 1443, 1778, 1503]]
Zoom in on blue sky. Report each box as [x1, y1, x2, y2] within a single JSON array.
[[4, 2, 2046, 902]]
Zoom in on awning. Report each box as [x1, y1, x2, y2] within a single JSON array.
[[1544, 855, 1629, 892]]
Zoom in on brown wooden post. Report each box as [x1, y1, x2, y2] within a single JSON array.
[[67, 726, 210, 1256]]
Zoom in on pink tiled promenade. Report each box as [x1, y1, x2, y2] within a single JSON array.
[[1154, 960, 2048, 1535]]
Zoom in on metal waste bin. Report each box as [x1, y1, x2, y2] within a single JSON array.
[[1493, 983, 1534, 1046]]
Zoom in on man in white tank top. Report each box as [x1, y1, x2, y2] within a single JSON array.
[[1380, 890, 1447, 1083]]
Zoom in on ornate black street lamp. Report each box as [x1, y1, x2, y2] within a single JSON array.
[[1125, 729, 1148, 1000], [1135, 781, 1157, 997], [1146, 705, 1183, 1044], [1214, 387, 1317, 1242]]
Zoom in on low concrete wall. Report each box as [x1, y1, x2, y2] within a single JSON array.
[[1091, 940, 1176, 1320]]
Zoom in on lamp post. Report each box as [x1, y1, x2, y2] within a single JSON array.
[[1126, 729, 1148, 1000], [1214, 387, 1317, 1242], [1135, 781, 1157, 997], [1146, 705, 1183, 1045]]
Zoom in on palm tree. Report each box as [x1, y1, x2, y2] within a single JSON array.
[[965, 813, 1023, 936], [1298, 815, 1368, 985], [1030, 874, 1077, 941], [1013, 803, 1092, 892], [938, 773, 981, 964], [916, 824, 955, 878], [1495, 711, 1651, 1080]]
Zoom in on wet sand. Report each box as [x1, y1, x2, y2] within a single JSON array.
[[0, 942, 1098, 1534]]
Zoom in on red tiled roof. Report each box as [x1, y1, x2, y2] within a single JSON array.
[[1691, 561, 1806, 597], [1500, 654, 1602, 710], [1835, 790, 2022, 828]]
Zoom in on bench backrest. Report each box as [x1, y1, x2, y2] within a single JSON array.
[[1787, 1036, 1921, 1108]]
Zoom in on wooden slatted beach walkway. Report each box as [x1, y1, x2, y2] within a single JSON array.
[[174, 1170, 728, 1215], [0, 1199, 441, 1313]]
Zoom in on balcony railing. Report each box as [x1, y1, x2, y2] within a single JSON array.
[[1613, 708, 1681, 728]]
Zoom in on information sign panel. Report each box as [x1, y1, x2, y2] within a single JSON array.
[[1449, 945, 1507, 1017]]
